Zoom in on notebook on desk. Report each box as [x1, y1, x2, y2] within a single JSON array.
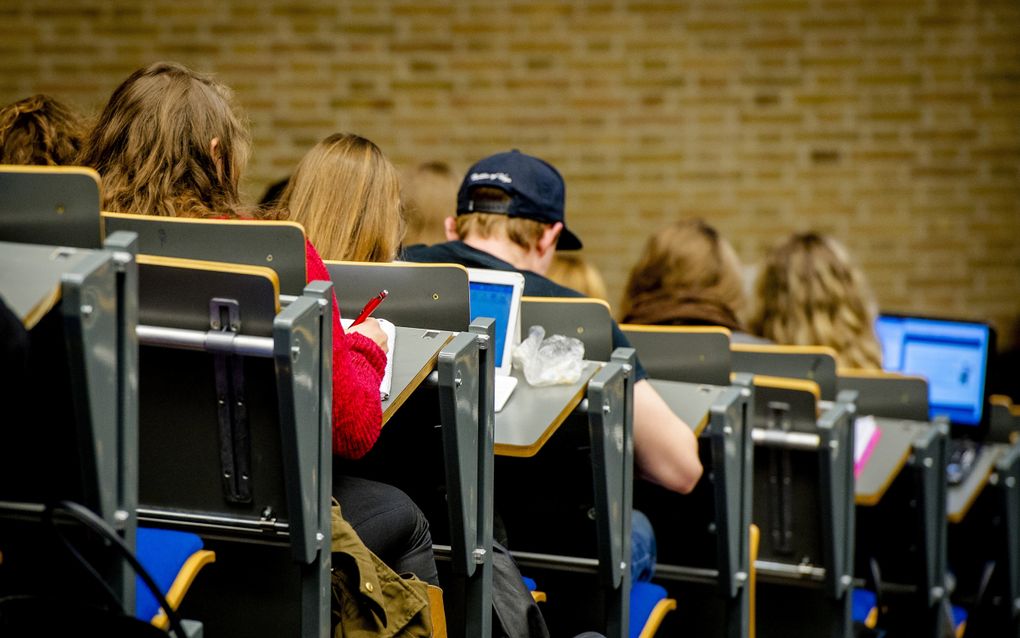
[[467, 268, 525, 412], [341, 317, 395, 400], [875, 314, 995, 484]]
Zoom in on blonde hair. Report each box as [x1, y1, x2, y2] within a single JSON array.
[[79, 61, 250, 218], [751, 232, 883, 369], [547, 254, 609, 301], [453, 188, 548, 250], [278, 133, 402, 262], [401, 161, 458, 246], [0, 94, 85, 165]]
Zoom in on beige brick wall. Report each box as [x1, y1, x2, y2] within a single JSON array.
[[3, 0, 1019, 348]]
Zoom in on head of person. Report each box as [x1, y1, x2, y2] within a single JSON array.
[[620, 218, 748, 331], [751, 231, 882, 369], [547, 254, 609, 301], [278, 133, 402, 263], [446, 150, 581, 275], [0, 94, 85, 165], [79, 61, 250, 218], [401, 160, 458, 247]]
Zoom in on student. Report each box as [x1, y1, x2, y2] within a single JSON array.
[[0, 94, 85, 165], [401, 160, 459, 247], [620, 218, 769, 344], [403, 150, 703, 495], [546, 253, 609, 302], [276, 132, 403, 262], [79, 61, 438, 587], [750, 231, 883, 369]]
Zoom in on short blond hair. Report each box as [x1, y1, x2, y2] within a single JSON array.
[[453, 188, 548, 250], [279, 133, 402, 262], [751, 232, 883, 369]]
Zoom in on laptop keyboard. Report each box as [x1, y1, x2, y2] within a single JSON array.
[[946, 439, 981, 486]]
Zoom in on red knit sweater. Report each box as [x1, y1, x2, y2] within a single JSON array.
[[304, 240, 386, 459]]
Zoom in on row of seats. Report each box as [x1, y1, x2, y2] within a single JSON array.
[[2, 165, 1020, 638]]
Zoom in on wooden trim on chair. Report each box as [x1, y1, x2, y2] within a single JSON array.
[[151, 549, 216, 629]]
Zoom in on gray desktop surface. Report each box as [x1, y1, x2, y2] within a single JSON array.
[[494, 361, 601, 456], [648, 378, 725, 437], [0, 242, 97, 326], [381, 326, 454, 424], [855, 418, 929, 506], [947, 443, 1004, 523]]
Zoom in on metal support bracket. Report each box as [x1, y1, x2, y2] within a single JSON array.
[[210, 297, 252, 503]]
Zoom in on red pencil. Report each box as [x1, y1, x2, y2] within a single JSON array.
[[351, 289, 388, 326]]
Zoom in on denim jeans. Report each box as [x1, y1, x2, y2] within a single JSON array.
[[631, 509, 657, 582]]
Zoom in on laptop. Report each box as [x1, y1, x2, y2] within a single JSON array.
[[875, 314, 996, 484], [467, 268, 525, 412]]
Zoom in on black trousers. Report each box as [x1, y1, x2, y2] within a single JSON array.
[[333, 475, 439, 585]]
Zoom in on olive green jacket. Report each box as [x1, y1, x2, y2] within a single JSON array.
[[330, 502, 432, 638]]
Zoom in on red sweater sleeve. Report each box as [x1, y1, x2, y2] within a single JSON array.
[[304, 240, 386, 459]]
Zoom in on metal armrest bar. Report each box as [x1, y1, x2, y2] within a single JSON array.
[[751, 428, 821, 450], [137, 325, 274, 358]]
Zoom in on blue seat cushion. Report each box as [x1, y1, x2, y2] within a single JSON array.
[[852, 589, 877, 625], [951, 605, 967, 633], [522, 576, 538, 592], [134, 527, 204, 621], [630, 581, 669, 638]]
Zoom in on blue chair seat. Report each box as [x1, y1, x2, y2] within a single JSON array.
[[135, 527, 212, 625], [852, 589, 878, 628]]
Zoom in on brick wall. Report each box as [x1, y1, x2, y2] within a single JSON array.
[[3, 0, 1019, 347]]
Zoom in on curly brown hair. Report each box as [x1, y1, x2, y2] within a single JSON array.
[[78, 61, 250, 218], [0, 94, 85, 166]]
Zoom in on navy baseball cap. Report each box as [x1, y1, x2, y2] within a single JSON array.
[[456, 150, 582, 250]]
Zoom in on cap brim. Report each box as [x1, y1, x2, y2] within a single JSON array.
[[557, 226, 583, 250]]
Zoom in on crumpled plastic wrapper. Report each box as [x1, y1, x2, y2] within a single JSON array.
[[511, 325, 585, 386]]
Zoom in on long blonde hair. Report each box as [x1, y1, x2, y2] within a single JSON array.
[[751, 232, 883, 369], [79, 61, 250, 218], [547, 254, 609, 301], [278, 133, 402, 262], [620, 218, 748, 330], [0, 94, 85, 165]]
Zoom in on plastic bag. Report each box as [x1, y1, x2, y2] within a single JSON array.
[[511, 325, 585, 386]]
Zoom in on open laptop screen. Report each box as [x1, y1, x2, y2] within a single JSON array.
[[469, 281, 515, 369], [875, 314, 992, 428]]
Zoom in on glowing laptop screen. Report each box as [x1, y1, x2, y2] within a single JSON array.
[[469, 281, 515, 369], [875, 315, 991, 427]]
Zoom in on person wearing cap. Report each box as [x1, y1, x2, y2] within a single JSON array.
[[403, 150, 703, 496]]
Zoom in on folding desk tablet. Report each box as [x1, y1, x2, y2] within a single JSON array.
[[621, 324, 733, 387], [749, 377, 856, 638], [614, 325, 753, 638], [642, 378, 754, 638], [732, 344, 839, 401], [0, 165, 103, 248], [492, 346, 635, 638], [988, 395, 1020, 444], [0, 239, 156, 629], [103, 211, 309, 296], [326, 260, 470, 332], [130, 255, 332, 638]]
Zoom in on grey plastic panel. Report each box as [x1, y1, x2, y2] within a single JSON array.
[[521, 297, 614, 362], [623, 326, 732, 386], [104, 213, 307, 296], [837, 374, 929, 421], [733, 347, 838, 401], [0, 167, 102, 248], [326, 261, 470, 332]]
